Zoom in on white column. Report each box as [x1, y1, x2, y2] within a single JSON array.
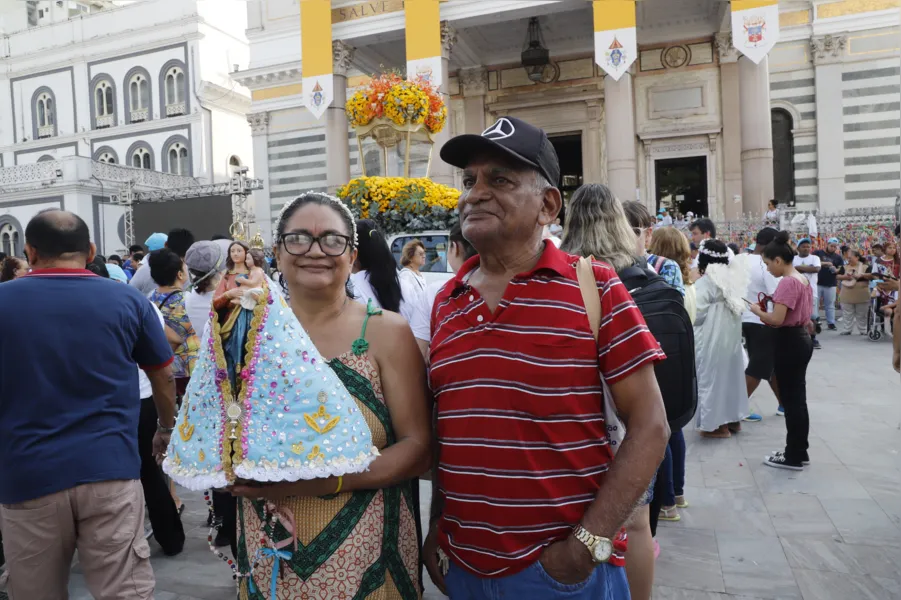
[[430, 22, 457, 187], [811, 35, 848, 212], [327, 40, 355, 194], [604, 72, 637, 202], [459, 67, 488, 135], [738, 55, 774, 216], [716, 33, 744, 219], [248, 112, 273, 243]]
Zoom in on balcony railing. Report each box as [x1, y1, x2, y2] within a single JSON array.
[[96, 114, 114, 128], [165, 102, 186, 117], [37, 125, 55, 138], [91, 160, 197, 189], [130, 108, 148, 122], [0, 161, 61, 186]]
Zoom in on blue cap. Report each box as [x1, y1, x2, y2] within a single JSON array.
[[798, 238, 812, 245], [145, 232, 168, 251], [106, 264, 128, 283], [827, 237, 840, 245]]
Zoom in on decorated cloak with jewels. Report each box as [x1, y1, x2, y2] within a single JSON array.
[[162, 279, 379, 489]]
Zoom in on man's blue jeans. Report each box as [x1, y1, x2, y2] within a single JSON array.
[[445, 559, 631, 600], [816, 285, 837, 326]]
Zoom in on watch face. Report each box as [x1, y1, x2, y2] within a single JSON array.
[[593, 538, 614, 562]]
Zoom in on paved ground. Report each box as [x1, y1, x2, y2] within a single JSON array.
[[60, 328, 899, 599]]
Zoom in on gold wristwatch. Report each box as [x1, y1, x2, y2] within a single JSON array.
[[573, 525, 614, 564]]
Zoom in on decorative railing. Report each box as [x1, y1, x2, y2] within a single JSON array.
[[37, 125, 55, 138], [96, 114, 114, 128], [130, 108, 148, 122], [91, 160, 197, 189], [0, 161, 62, 185], [165, 102, 186, 117]]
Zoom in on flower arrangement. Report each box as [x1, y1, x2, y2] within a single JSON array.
[[346, 73, 447, 135], [337, 176, 459, 234]]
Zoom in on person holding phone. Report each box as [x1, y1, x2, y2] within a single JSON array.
[[750, 231, 814, 471]]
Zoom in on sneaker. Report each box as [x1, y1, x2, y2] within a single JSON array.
[[812, 339, 822, 349], [763, 454, 804, 471], [776, 405, 785, 416], [771, 450, 810, 465], [743, 413, 763, 422], [827, 324, 837, 331]]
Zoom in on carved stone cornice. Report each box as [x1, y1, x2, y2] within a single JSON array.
[[232, 65, 302, 90], [715, 32, 739, 64], [810, 35, 847, 65], [333, 40, 356, 76], [458, 67, 488, 96], [247, 112, 270, 136], [441, 22, 457, 58]]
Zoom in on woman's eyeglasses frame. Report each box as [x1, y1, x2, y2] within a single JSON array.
[[278, 232, 352, 257]]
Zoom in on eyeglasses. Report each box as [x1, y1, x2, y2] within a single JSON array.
[[279, 232, 352, 257]]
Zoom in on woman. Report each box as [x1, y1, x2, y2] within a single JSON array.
[[184, 241, 224, 338], [750, 231, 814, 470], [149, 249, 200, 387], [400, 239, 428, 292], [764, 200, 780, 227], [229, 192, 430, 599], [0, 257, 27, 282], [877, 240, 899, 279], [622, 202, 685, 295], [351, 219, 430, 356], [837, 250, 872, 335], [694, 239, 750, 438], [560, 185, 659, 600]]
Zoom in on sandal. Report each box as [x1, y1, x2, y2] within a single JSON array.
[[727, 422, 742, 434], [700, 425, 731, 438], [674, 495, 689, 508], [659, 506, 681, 521]]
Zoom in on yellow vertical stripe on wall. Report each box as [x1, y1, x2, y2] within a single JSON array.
[[406, 0, 442, 61], [301, 0, 332, 78], [780, 10, 811, 27], [818, 0, 901, 18], [593, 0, 636, 31], [732, 0, 779, 11], [252, 84, 304, 101]]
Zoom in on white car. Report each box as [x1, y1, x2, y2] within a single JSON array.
[[388, 231, 454, 286]]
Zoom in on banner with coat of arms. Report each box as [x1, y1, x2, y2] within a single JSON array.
[[731, 0, 780, 64], [405, 0, 443, 89], [301, 0, 333, 120], [593, 0, 637, 81]]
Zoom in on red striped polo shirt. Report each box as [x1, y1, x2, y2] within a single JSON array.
[[429, 241, 665, 577]]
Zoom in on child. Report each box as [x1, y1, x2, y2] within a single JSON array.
[[232, 251, 265, 306]]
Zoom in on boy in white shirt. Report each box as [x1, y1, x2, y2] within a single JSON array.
[[793, 238, 822, 348]]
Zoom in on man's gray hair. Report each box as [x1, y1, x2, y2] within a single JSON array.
[[533, 172, 554, 193]]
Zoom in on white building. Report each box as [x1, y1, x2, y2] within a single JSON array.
[[0, 0, 254, 258], [237, 0, 900, 242]]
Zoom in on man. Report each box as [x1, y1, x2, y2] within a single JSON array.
[[0, 210, 176, 599], [743, 228, 783, 415], [130, 228, 195, 295], [794, 238, 822, 349], [689, 217, 716, 247], [661, 209, 673, 227], [425, 117, 669, 599], [814, 237, 843, 331]]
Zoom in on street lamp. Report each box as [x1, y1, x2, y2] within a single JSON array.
[[521, 17, 551, 83]]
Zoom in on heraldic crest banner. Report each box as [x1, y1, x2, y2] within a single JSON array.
[[731, 0, 780, 64], [301, 0, 333, 120], [593, 0, 637, 81]]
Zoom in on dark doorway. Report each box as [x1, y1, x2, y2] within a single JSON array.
[[655, 156, 708, 217], [549, 133, 583, 224], [771, 109, 795, 207]]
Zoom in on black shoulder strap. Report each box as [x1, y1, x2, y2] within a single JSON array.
[[157, 290, 182, 309]]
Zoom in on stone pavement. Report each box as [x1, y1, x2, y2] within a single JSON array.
[[60, 329, 899, 599]]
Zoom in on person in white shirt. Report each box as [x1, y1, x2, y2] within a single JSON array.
[[184, 241, 225, 339], [661, 210, 673, 227], [793, 238, 822, 349], [742, 228, 783, 414], [426, 223, 477, 310]]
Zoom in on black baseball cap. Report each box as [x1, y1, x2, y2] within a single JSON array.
[[440, 116, 560, 187]]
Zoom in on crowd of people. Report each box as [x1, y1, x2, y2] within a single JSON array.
[[0, 114, 898, 600]]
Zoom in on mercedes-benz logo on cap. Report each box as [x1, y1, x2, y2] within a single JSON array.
[[482, 118, 515, 140]]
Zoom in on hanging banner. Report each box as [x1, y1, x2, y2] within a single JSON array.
[[731, 0, 780, 64], [301, 0, 333, 120], [593, 0, 637, 81], [405, 0, 443, 88]]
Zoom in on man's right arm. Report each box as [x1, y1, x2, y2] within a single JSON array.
[[146, 364, 176, 429]]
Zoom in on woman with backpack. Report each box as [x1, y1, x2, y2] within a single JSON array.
[[694, 239, 750, 438]]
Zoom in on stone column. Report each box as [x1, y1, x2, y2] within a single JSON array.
[[459, 66, 488, 134], [811, 35, 847, 212], [604, 71, 637, 202], [716, 33, 744, 219], [738, 54, 774, 216], [585, 100, 604, 185], [248, 112, 273, 243], [430, 22, 457, 187], [327, 40, 355, 194]]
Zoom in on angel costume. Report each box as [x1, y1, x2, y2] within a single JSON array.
[[693, 257, 751, 432]]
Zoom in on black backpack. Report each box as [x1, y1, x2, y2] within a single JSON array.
[[617, 263, 697, 431]]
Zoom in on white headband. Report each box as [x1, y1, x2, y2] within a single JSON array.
[[698, 239, 729, 259], [278, 191, 359, 248]]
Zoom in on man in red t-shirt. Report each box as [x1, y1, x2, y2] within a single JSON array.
[[425, 117, 670, 599]]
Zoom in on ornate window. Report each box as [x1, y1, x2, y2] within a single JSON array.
[[33, 88, 56, 139], [131, 147, 152, 170], [37, 155, 54, 162], [92, 76, 116, 129], [0, 219, 23, 257], [163, 64, 186, 116], [162, 136, 190, 175], [99, 152, 116, 164], [93, 146, 119, 165], [127, 69, 151, 123]]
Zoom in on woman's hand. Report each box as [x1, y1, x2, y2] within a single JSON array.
[[227, 477, 338, 501], [749, 304, 764, 317]]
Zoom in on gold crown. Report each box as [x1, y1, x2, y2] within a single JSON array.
[[250, 231, 265, 250], [229, 221, 247, 242]]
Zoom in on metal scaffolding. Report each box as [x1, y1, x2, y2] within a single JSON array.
[[109, 170, 264, 247]]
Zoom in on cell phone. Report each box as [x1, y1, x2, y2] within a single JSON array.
[[742, 298, 753, 306]]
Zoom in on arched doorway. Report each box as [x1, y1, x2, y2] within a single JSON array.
[[771, 108, 795, 207]]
